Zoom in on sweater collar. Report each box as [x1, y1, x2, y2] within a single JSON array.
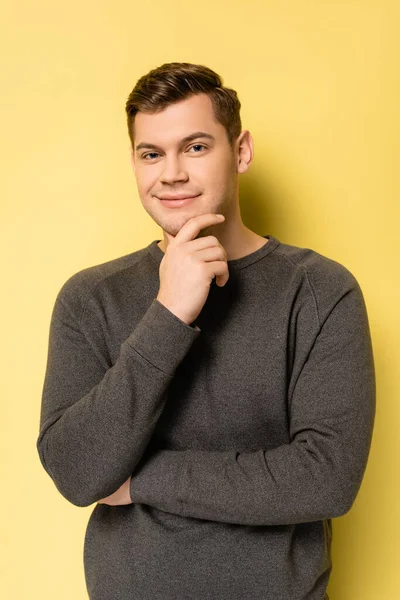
[[146, 234, 280, 271]]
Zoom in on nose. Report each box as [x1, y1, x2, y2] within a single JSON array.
[[159, 155, 189, 185]]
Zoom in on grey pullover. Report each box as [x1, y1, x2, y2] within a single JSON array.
[[37, 234, 376, 600]]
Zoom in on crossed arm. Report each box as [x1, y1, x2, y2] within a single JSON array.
[[38, 274, 375, 524], [98, 283, 376, 524]]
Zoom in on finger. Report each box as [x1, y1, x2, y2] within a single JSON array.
[[206, 261, 230, 286], [189, 235, 227, 257], [174, 214, 225, 245], [216, 271, 230, 286], [194, 245, 228, 264]]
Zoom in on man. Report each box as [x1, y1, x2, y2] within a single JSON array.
[[37, 62, 376, 600]]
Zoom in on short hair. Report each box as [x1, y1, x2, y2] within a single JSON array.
[[125, 62, 242, 149]]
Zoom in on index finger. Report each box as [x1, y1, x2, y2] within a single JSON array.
[[173, 213, 225, 245]]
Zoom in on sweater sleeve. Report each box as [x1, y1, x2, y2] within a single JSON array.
[[36, 278, 200, 508], [129, 278, 376, 526]]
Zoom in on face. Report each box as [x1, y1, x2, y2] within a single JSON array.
[[130, 93, 251, 239]]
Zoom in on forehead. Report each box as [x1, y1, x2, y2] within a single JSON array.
[[134, 93, 223, 146]]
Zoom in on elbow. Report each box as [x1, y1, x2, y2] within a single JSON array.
[[333, 481, 361, 517], [53, 478, 98, 507], [53, 483, 97, 508], [62, 490, 97, 508], [299, 431, 372, 521], [36, 434, 99, 508], [317, 473, 362, 519], [331, 454, 370, 518], [324, 494, 354, 519]]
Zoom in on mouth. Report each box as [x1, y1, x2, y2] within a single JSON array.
[[158, 194, 201, 208]]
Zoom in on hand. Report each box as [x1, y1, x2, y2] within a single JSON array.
[[97, 476, 133, 506], [156, 213, 229, 326]]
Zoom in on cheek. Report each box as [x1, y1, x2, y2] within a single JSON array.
[[136, 169, 157, 192], [195, 155, 232, 184], [205, 157, 235, 193]]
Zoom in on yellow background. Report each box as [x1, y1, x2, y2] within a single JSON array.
[[2, 1, 398, 598]]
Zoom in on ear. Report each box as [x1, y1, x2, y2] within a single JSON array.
[[236, 130, 254, 175]]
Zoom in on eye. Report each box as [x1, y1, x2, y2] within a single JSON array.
[[142, 152, 159, 160], [188, 144, 206, 153], [141, 144, 207, 161]]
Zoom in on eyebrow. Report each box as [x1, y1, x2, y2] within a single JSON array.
[[135, 131, 216, 153]]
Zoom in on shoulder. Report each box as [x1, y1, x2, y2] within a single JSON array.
[[53, 245, 150, 320], [272, 237, 363, 323], [274, 238, 358, 287]]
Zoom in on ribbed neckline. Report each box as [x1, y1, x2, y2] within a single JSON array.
[[146, 234, 280, 271]]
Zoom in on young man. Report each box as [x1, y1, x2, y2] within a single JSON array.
[[37, 62, 376, 600]]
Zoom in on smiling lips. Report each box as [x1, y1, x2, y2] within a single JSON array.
[[158, 193, 200, 200], [158, 193, 200, 207]]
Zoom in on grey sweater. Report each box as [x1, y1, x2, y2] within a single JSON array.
[[37, 234, 376, 600]]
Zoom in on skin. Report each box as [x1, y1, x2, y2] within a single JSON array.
[[130, 92, 268, 258], [97, 91, 267, 507]]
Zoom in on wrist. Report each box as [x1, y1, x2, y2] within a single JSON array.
[[156, 296, 192, 326]]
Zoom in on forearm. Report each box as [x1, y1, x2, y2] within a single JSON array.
[[37, 297, 201, 507], [130, 410, 374, 526]]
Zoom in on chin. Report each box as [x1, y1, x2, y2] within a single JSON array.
[[157, 216, 188, 238], [146, 200, 220, 237]]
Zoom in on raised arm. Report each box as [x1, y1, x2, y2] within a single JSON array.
[[129, 278, 376, 526], [36, 276, 200, 508]]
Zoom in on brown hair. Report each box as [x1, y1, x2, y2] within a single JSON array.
[[125, 62, 242, 150]]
